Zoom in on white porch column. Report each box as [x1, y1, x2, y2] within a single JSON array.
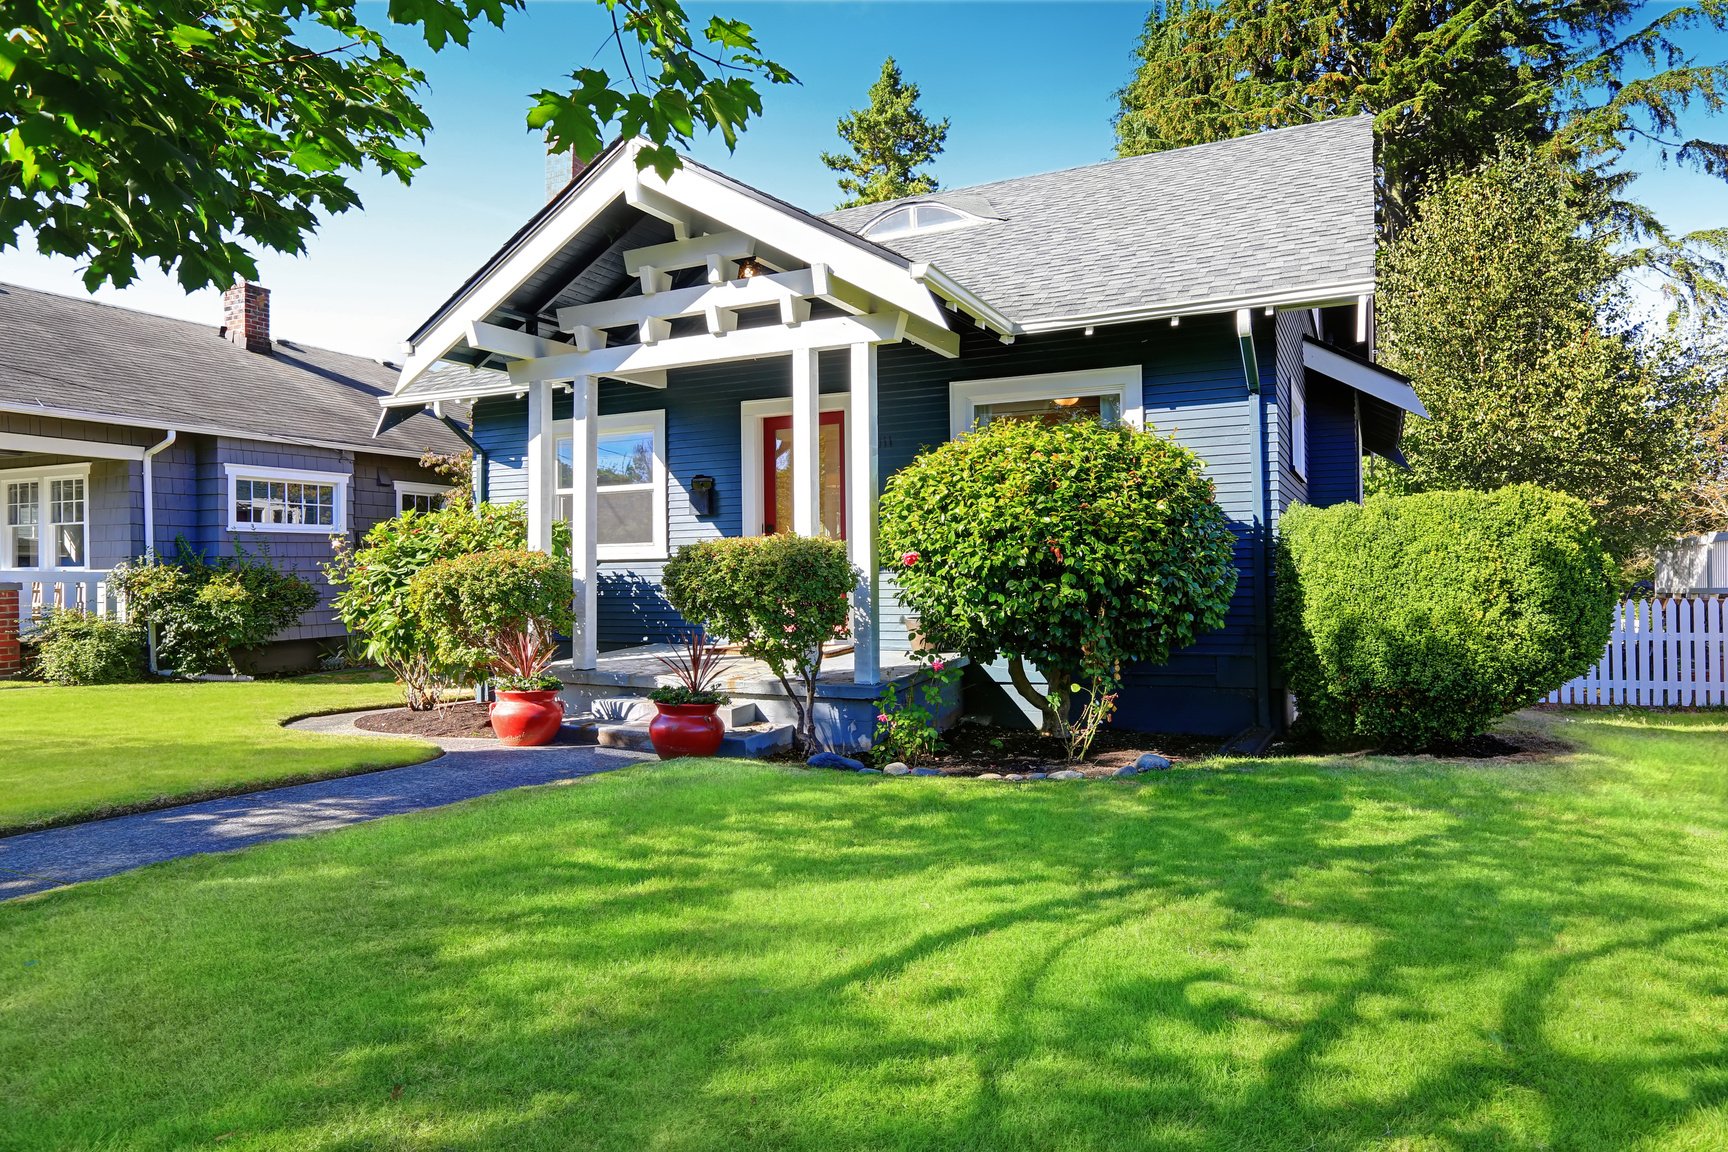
[[569, 375, 599, 671], [524, 377, 555, 553], [790, 347, 821, 537], [847, 342, 881, 685]]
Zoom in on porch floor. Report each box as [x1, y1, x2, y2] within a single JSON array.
[[560, 643, 956, 702]]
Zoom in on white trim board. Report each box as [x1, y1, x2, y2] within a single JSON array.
[[1301, 339, 1428, 418], [948, 365, 1144, 438], [738, 393, 850, 540], [0, 432, 146, 461], [0, 463, 93, 570]]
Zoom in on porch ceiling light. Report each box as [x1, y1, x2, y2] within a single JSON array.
[[1052, 397, 1081, 408], [735, 256, 769, 280]]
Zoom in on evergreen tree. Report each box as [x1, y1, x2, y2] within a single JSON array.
[[822, 57, 949, 209], [1372, 148, 1706, 569], [1112, 1, 1728, 314]]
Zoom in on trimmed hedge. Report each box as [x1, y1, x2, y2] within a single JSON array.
[[1276, 485, 1616, 750], [407, 548, 574, 682], [30, 609, 145, 685]]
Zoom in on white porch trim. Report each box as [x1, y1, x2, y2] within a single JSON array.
[[737, 393, 851, 540], [847, 342, 881, 685], [569, 377, 599, 671], [947, 365, 1144, 438], [0, 431, 146, 461]]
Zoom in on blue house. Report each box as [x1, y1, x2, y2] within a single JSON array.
[[380, 116, 1425, 745]]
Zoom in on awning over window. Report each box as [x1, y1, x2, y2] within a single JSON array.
[[1301, 337, 1427, 418]]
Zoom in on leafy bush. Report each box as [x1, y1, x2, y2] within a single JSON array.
[[408, 549, 574, 690], [662, 534, 858, 750], [113, 542, 317, 675], [1276, 485, 1617, 751], [29, 609, 144, 685], [878, 415, 1238, 737], [326, 502, 569, 709], [870, 657, 956, 766]]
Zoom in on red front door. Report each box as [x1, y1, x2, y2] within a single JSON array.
[[761, 411, 846, 538]]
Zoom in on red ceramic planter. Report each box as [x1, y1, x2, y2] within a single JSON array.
[[649, 702, 725, 759], [489, 689, 563, 747]]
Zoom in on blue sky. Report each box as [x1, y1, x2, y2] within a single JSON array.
[[1, 1, 1723, 358]]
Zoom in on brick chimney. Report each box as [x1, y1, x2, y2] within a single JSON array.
[[221, 281, 271, 353], [544, 134, 589, 202]]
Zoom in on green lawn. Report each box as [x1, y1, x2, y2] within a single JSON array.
[[0, 673, 437, 832], [4, 710, 1727, 1150]]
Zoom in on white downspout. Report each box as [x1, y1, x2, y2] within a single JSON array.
[[141, 428, 177, 675]]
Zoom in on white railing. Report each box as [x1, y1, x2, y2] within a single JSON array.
[[0, 568, 125, 634], [1546, 596, 1728, 707]]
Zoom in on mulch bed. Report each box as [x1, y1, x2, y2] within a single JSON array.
[[916, 725, 1220, 778], [1418, 728, 1574, 762], [355, 701, 495, 740]]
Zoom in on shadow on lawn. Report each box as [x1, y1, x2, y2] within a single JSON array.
[[9, 714, 1728, 1150]]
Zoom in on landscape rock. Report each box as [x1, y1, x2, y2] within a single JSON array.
[[883, 763, 912, 776], [808, 752, 865, 771], [978, 772, 1004, 780], [1134, 753, 1173, 772], [1049, 769, 1085, 780], [911, 768, 943, 777], [1004, 773, 1026, 781], [1113, 764, 1140, 778], [855, 766, 882, 774], [1027, 772, 1048, 780]]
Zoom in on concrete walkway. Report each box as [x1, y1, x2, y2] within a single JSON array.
[[0, 715, 649, 901]]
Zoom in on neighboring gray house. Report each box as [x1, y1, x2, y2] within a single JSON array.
[[379, 116, 1427, 744], [0, 281, 467, 674]]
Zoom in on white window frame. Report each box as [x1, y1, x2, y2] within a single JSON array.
[[860, 202, 986, 241], [1291, 377, 1309, 480], [0, 462, 91, 570], [555, 409, 667, 562], [224, 463, 350, 534], [393, 481, 452, 516], [739, 393, 851, 540], [948, 365, 1144, 439]]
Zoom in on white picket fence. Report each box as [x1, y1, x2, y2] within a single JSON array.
[[1546, 596, 1728, 707]]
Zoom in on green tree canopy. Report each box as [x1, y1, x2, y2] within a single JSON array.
[[821, 56, 949, 209], [1372, 147, 1706, 569], [1113, 0, 1728, 313], [0, 0, 793, 292]]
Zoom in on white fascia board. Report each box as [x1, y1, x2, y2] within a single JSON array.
[[555, 267, 812, 332], [0, 399, 433, 460], [907, 262, 1019, 337], [393, 147, 641, 394], [505, 313, 907, 386], [1015, 280, 1378, 335], [648, 163, 951, 328], [0, 431, 146, 461], [1302, 339, 1429, 418]]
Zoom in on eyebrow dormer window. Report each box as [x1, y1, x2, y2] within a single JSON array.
[[861, 202, 977, 240]]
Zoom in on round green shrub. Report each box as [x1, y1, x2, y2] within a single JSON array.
[[662, 533, 858, 749], [877, 415, 1238, 733], [112, 542, 317, 675], [407, 549, 575, 682], [1275, 484, 1617, 751], [30, 609, 145, 685]]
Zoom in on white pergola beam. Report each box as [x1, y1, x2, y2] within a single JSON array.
[[555, 268, 809, 333], [623, 182, 690, 240], [505, 313, 907, 386], [623, 230, 755, 278], [466, 320, 578, 362]]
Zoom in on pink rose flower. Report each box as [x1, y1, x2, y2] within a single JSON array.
[[931, 658, 945, 672], [901, 550, 920, 566], [877, 713, 890, 723]]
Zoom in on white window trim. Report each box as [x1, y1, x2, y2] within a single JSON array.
[[860, 202, 987, 241], [555, 409, 667, 562], [224, 463, 350, 534], [948, 365, 1144, 439], [393, 480, 451, 515], [0, 462, 92, 570], [1291, 377, 1309, 481], [739, 393, 850, 540]]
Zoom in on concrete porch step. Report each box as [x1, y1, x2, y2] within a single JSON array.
[[594, 721, 794, 758]]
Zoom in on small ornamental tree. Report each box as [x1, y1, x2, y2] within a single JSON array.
[[879, 416, 1238, 739], [661, 533, 858, 751], [408, 550, 574, 691], [325, 501, 570, 709], [1276, 485, 1617, 751]]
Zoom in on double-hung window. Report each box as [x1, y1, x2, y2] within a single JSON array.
[[225, 464, 349, 534], [394, 481, 451, 516], [2, 465, 89, 570], [555, 410, 667, 561]]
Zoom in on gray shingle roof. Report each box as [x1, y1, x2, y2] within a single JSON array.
[[0, 282, 465, 457], [823, 117, 1376, 330]]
